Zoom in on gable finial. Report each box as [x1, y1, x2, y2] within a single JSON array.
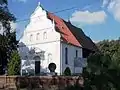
[[38, 1, 40, 6]]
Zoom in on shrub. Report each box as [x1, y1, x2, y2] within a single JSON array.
[[64, 67, 71, 76], [7, 50, 21, 75], [48, 63, 56, 72]]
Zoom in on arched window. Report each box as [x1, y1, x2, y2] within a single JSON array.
[[48, 53, 52, 62], [65, 47, 68, 64], [36, 33, 40, 40], [76, 50, 78, 57], [43, 32, 47, 39], [33, 56, 40, 61], [30, 34, 33, 41]]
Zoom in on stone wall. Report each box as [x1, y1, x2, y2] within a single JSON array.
[[0, 76, 84, 90]]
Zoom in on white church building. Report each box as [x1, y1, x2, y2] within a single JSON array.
[[18, 2, 97, 75]]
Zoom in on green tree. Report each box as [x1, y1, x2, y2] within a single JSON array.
[[0, 35, 7, 74], [97, 39, 120, 58], [8, 50, 20, 75], [0, 0, 17, 74], [83, 53, 115, 90], [83, 38, 120, 90]]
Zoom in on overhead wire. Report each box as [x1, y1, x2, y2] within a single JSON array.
[[16, 1, 99, 40], [15, 6, 77, 23], [15, 0, 99, 23]]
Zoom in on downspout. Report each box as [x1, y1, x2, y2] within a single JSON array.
[[60, 38, 62, 75]]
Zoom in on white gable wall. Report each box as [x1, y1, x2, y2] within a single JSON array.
[[19, 5, 61, 75]]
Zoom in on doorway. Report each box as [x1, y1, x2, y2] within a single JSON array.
[[34, 56, 40, 75], [35, 61, 40, 75]]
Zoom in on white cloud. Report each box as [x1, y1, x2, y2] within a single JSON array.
[[93, 40, 100, 43], [70, 10, 107, 24], [107, 0, 120, 21], [102, 0, 110, 7]]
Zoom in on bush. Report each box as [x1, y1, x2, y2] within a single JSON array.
[[48, 63, 56, 72], [64, 67, 71, 76], [7, 50, 21, 75]]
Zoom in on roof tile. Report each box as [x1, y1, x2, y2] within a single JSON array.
[[47, 12, 81, 47]]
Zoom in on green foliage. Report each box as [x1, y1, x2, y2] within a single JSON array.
[[97, 39, 120, 58], [0, 0, 17, 74], [83, 38, 120, 90], [0, 0, 7, 5], [64, 67, 71, 76], [83, 53, 114, 90], [7, 50, 20, 75]]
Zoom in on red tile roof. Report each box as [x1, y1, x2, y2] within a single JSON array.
[[47, 12, 81, 47]]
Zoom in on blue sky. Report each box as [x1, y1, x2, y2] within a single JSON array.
[[8, 0, 120, 42]]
